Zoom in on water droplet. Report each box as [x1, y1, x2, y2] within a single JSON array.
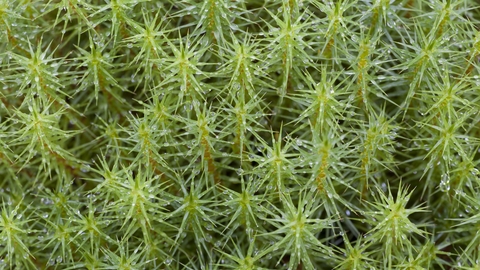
[[439, 173, 450, 192], [80, 164, 91, 173], [232, 82, 241, 91], [47, 258, 55, 266], [296, 138, 303, 146]]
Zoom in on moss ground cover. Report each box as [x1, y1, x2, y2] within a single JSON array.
[[1, 0, 480, 269]]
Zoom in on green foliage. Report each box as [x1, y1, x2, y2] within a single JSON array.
[[1, 0, 480, 269]]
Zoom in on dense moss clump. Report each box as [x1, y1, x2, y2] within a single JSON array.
[[1, 0, 480, 269]]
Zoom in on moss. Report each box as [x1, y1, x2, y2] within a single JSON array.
[[1, 0, 480, 269]]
